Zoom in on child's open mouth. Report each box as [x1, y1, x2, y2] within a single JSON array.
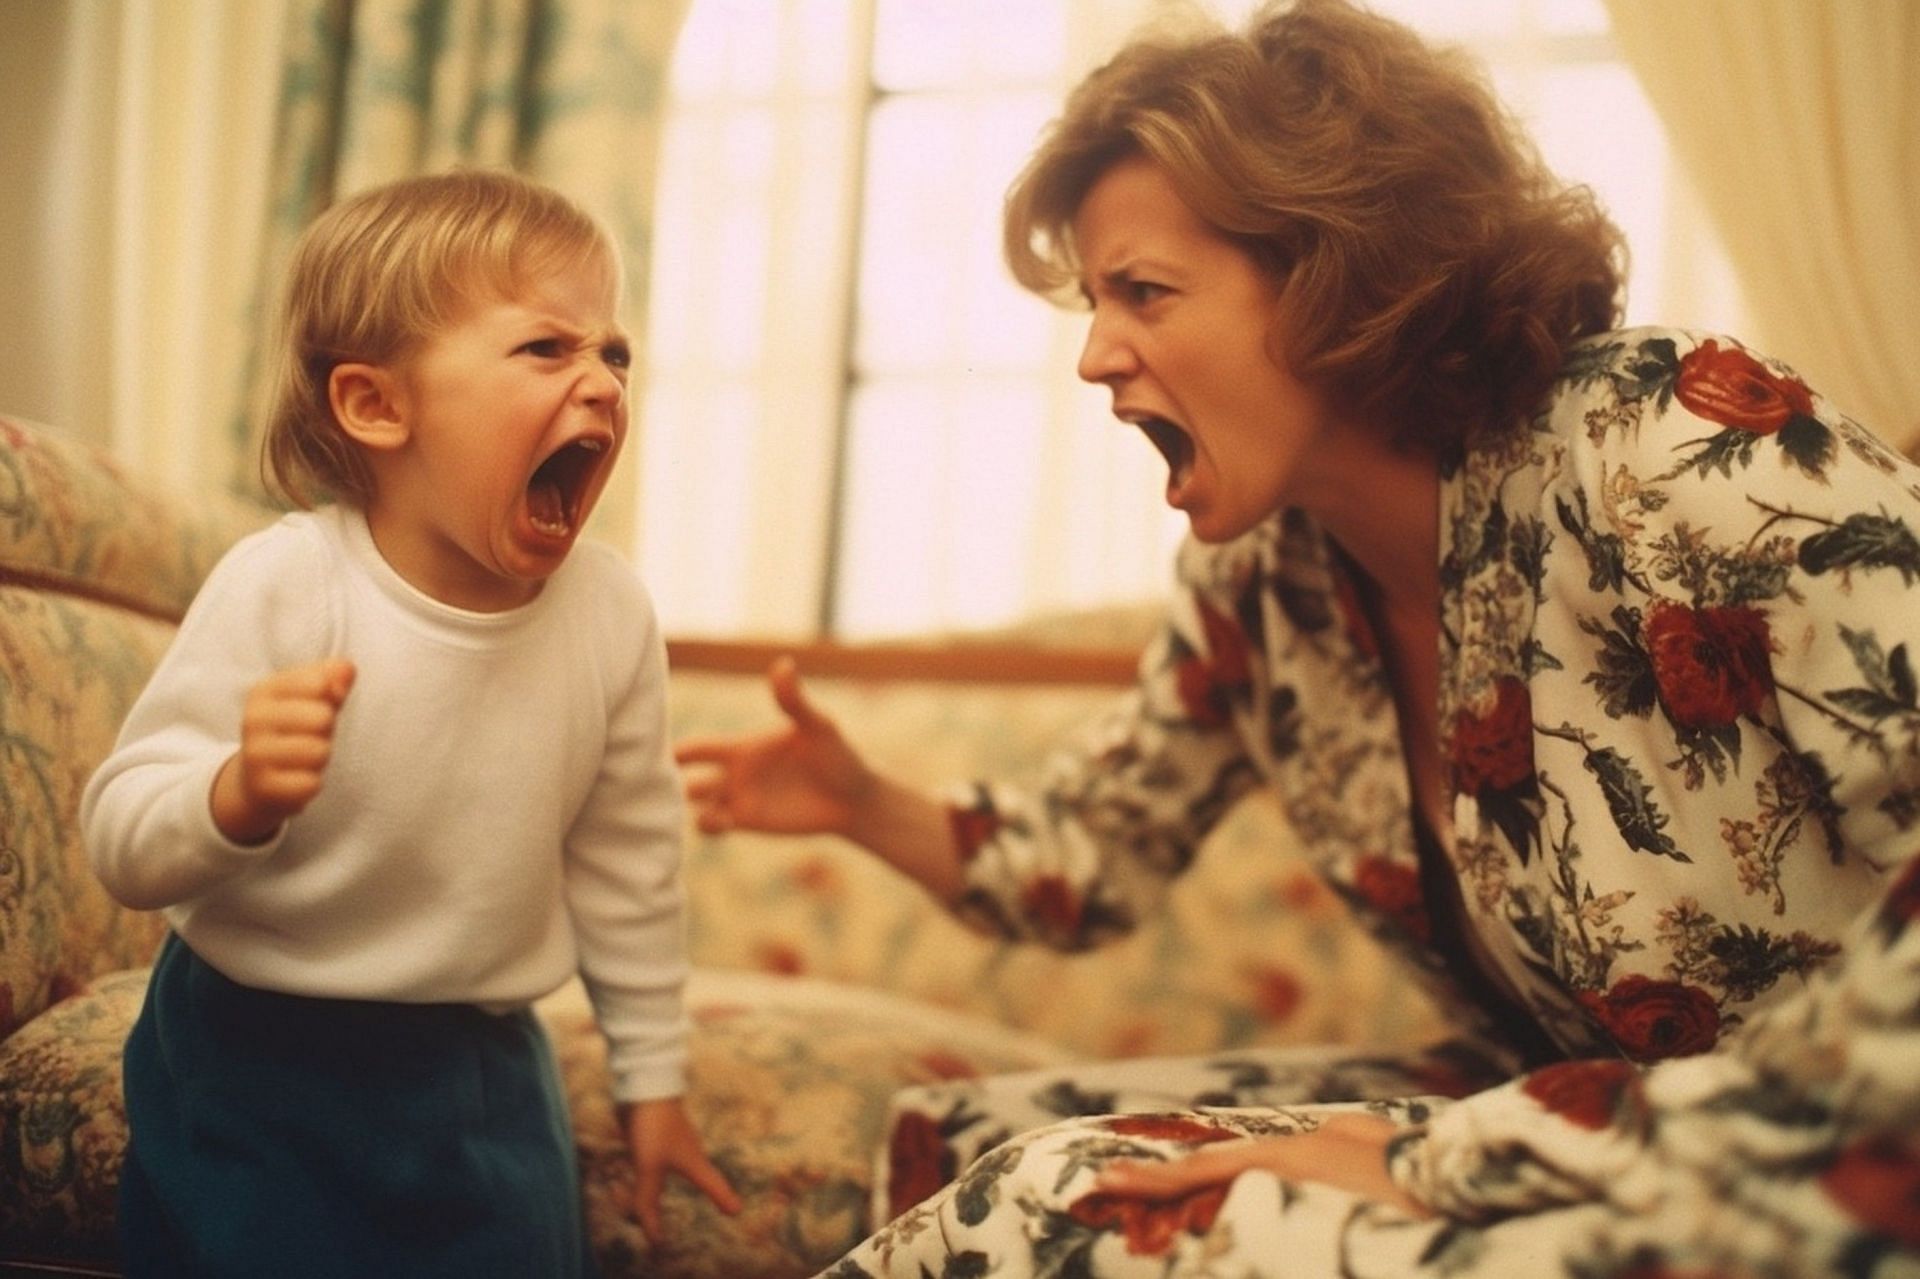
[[527, 437, 610, 538]]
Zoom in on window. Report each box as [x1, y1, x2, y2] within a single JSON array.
[[636, 0, 1746, 640]]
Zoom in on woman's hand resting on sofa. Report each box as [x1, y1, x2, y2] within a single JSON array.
[[1094, 1113, 1431, 1218], [675, 658, 969, 903]]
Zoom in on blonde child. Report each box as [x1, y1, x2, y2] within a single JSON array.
[[84, 170, 739, 1277]]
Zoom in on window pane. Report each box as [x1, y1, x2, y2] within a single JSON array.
[[855, 90, 1059, 374], [834, 375, 1049, 637], [833, 364, 1181, 636], [639, 0, 863, 635], [1364, 0, 1525, 39], [668, 0, 783, 99], [1540, 0, 1610, 37], [873, 0, 1066, 90]]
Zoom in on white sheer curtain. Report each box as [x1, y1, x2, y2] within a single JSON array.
[[637, 0, 1173, 640], [1, 0, 690, 548], [0, 0, 286, 488], [1605, 0, 1920, 453]]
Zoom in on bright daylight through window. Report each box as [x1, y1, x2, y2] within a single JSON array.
[[636, 0, 1746, 641]]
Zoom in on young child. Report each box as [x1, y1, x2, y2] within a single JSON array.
[[83, 170, 740, 1276]]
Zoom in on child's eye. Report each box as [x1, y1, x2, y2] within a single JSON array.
[[602, 342, 632, 371], [518, 338, 566, 358]]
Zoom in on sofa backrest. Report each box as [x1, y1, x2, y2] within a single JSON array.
[[670, 645, 1451, 1061], [0, 416, 263, 1039]]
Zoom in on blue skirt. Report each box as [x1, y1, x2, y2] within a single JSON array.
[[118, 934, 594, 1278]]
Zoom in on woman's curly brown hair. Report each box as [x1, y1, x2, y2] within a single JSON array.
[[1004, 0, 1625, 447]]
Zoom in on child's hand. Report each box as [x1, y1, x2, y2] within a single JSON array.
[[623, 1095, 741, 1243], [210, 658, 356, 844]]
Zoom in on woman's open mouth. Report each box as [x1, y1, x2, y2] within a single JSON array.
[[526, 437, 610, 538], [1135, 416, 1195, 493]]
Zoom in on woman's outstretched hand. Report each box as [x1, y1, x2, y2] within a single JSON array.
[[1095, 1113, 1430, 1218], [675, 657, 875, 837]]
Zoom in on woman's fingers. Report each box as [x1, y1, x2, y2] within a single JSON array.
[[1099, 1146, 1251, 1196], [768, 656, 824, 729], [1092, 1116, 1421, 1214]]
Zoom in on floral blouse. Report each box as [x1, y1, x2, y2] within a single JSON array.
[[942, 328, 1920, 1257]]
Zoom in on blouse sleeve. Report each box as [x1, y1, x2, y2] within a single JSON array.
[[1390, 333, 1920, 1266], [1390, 861, 1918, 1264], [946, 541, 1271, 950]]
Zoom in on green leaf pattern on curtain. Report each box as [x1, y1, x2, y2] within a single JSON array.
[[229, 0, 690, 542]]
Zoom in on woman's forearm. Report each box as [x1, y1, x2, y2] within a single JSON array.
[[843, 774, 967, 904]]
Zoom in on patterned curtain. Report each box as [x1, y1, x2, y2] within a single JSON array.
[[232, 0, 691, 543]]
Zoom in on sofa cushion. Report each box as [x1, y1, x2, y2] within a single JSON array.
[[0, 968, 145, 1268], [542, 968, 1077, 1279], [0, 416, 268, 1041], [0, 586, 179, 1044]]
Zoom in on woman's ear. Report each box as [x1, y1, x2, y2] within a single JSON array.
[[329, 363, 410, 452]]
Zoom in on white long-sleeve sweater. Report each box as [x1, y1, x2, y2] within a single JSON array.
[[83, 505, 688, 1101]]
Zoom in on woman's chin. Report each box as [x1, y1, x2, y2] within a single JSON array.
[[1183, 504, 1267, 544]]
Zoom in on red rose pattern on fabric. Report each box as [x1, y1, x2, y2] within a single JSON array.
[[1641, 600, 1774, 730], [948, 804, 1001, 864], [1103, 1114, 1239, 1145], [1067, 1183, 1231, 1256], [1882, 854, 1920, 931], [1021, 874, 1083, 936], [753, 940, 806, 975], [1174, 596, 1253, 727], [1520, 1058, 1645, 1131], [1675, 339, 1816, 435], [887, 1111, 959, 1220], [1248, 964, 1304, 1023], [1451, 676, 1535, 794], [1579, 974, 1722, 1061], [1353, 855, 1431, 944], [1819, 1134, 1920, 1250]]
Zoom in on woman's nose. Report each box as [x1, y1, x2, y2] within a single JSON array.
[[1077, 312, 1135, 385]]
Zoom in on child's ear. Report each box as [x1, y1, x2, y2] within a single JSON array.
[[329, 363, 410, 452]]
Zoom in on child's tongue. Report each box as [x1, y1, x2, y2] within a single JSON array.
[[527, 477, 570, 535]]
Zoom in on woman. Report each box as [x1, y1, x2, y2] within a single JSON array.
[[677, 1, 1920, 1273]]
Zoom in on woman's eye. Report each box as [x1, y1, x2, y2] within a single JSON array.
[[1125, 280, 1169, 306]]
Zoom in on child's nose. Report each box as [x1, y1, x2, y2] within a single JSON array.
[[579, 357, 626, 405]]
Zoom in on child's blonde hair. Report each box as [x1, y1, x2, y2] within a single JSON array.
[[263, 169, 620, 508]]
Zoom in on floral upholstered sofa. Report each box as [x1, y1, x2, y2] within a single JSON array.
[[0, 413, 1445, 1278]]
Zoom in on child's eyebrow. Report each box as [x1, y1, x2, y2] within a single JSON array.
[[513, 309, 629, 345]]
